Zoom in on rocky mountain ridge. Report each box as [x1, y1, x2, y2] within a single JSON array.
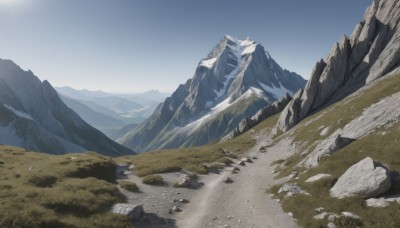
[[118, 35, 306, 152]]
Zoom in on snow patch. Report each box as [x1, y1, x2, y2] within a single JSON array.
[[258, 81, 292, 99], [200, 57, 217, 68], [241, 44, 257, 55], [4, 105, 34, 120]]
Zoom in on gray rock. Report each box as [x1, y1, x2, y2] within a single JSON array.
[[278, 183, 310, 196], [274, 0, 400, 133], [330, 157, 391, 198], [328, 134, 355, 153], [111, 204, 144, 220], [314, 207, 324, 214], [175, 174, 200, 189], [305, 174, 332, 183], [172, 206, 181, 212], [365, 194, 400, 208], [259, 146, 267, 153], [237, 160, 246, 166], [327, 222, 338, 228], [223, 176, 233, 183]]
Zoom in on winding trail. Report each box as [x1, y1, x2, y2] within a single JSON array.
[[175, 133, 297, 228], [116, 132, 297, 228]]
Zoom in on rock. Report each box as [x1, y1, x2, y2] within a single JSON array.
[[314, 207, 325, 214], [327, 222, 338, 228], [259, 146, 267, 153], [328, 134, 355, 153], [274, 0, 400, 133], [178, 198, 189, 203], [175, 174, 200, 189], [287, 212, 293, 217], [341, 211, 361, 220], [320, 126, 330, 136], [223, 176, 233, 183], [128, 164, 135, 170], [365, 194, 400, 208], [237, 160, 245, 166], [241, 157, 252, 163], [278, 183, 310, 196], [327, 214, 340, 222], [228, 94, 293, 138], [172, 206, 181, 212], [330, 157, 391, 199], [111, 204, 143, 220], [313, 212, 330, 220], [305, 174, 332, 183]]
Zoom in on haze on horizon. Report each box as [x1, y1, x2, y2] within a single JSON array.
[[0, 0, 371, 93]]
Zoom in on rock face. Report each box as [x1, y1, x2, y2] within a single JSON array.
[[223, 93, 292, 140], [118, 35, 306, 152], [0, 59, 134, 156], [111, 204, 144, 220], [330, 157, 391, 199], [274, 0, 400, 133]]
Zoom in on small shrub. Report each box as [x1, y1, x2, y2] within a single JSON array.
[[142, 175, 164, 186], [27, 174, 57, 188], [119, 181, 139, 192], [216, 157, 233, 165], [334, 216, 363, 227]]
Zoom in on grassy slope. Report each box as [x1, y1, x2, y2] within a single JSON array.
[[0, 146, 133, 228], [117, 114, 280, 177], [269, 74, 400, 227]]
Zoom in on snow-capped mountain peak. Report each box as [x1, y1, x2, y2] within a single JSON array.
[[118, 35, 306, 152]]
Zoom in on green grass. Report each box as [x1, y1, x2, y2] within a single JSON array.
[[117, 113, 279, 177], [0, 146, 134, 228], [268, 74, 400, 227], [142, 175, 164, 186], [119, 180, 139, 192]]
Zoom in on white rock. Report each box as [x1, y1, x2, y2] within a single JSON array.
[[330, 157, 391, 198], [320, 126, 330, 136], [327, 222, 338, 228], [111, 204, 143, 220], [366, 194, 400, 208], [305, 174, 332, 183], [341, 211, 361, 220]]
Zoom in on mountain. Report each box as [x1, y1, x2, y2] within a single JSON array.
[[274, 0, 400, 134], [0, 59, 135, 156], [59, 95, 126, 131], [118, 35, 306, 152], [55, 87, 168, 132]]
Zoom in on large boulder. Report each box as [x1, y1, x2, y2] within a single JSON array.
[[174, 174, 200, 189], [111, 204, 144, 220], [330, 157, 391, 198]]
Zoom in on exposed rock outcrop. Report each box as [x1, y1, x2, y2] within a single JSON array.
[[223, 93, 292, 140], [305, 174, 332, 183], [330, 157, 391, 199], [274, 0, 400, 133]]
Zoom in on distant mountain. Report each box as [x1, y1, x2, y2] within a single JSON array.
[[118, 35, 306, 152], [55, 87, 169, 133], [60, 95, 126, 131], [0, 59, 135, 156]]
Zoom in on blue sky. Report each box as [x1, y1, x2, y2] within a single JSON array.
[[0, 0, 372, 93]]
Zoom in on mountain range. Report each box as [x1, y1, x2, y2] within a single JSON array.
[[117, 35, 306, 152], [0, 60, 135, 156], [55, 87, 169, 134]]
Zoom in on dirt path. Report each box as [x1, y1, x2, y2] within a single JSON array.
[[116, 132, 297, 228], [175, 134, 297, 228]]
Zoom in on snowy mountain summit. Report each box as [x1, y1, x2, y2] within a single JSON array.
[[118, 35, 306, 152]]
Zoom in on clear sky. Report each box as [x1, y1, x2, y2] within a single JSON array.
[[0, 0, 372, 93]]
